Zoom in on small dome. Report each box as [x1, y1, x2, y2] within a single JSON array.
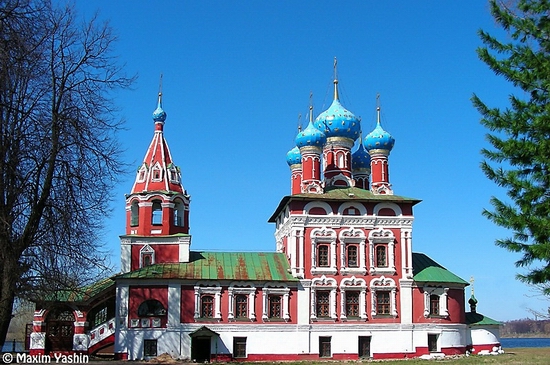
[[295, 121, 326, 148], [152, 93, 166, 123], [286, 146, 302, 166], [364, 114, 395, 152], [352, 143, 371, 170]]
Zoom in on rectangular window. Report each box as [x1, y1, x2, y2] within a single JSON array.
[[235, 295, 248, 318], [430, 295, 440, 315], [317, 244, 329, 267], [144, 339, 158, 357], [347, 245, 358, 267], [376, 245, 387, 267], [358, 336, 371, 359], [319, 337, 331, 358], [376, 291, 390, 315], [316, 291, 330, 318], [346, 291, 359, 317], [233, 337, 247, 358], [268, 295, 281, 318], [201, 295, 214, 318]]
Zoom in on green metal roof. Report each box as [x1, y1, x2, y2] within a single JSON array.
[[269, 187, 421, 222], [115, 251, 298, 282], [412, 253, 468, 285], [466, 312, 501, 326], [45, 278, 115, 302]]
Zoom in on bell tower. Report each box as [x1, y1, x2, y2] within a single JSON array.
[[120, 89, 191, 273]]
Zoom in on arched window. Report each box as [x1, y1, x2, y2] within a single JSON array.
[[152, 200, 162, 225], [137, 300, 166, 317], [140, 245, 155, 268], [174, 201, 184, 227], [131, 201, 139, 226]]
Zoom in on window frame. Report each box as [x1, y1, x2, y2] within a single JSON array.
[[339, 228, 367, 275], [144, 339, 157, 357], [423, 287, 449, 318], [368, 228, 396, 275], [194, 283, 222, 320], [139, 245, 155, 268], [310, 275, 337, 320], [200, 295, 214, 318], [261, 284, 290, 322], [227, 283, 256, 321], [310, 228, 337, 275], [233, 337, 247, 359], [370, 276, 397, 318], [319, 336, 332, 358]]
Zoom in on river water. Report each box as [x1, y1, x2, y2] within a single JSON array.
[[501, 337, 550, 348]]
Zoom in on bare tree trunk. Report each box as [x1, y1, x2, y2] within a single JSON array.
[[0, 0, 133, 345]]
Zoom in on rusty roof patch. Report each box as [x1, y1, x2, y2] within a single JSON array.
[[115, 251, 297, 282]]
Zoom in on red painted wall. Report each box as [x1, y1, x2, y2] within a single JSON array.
[[128, 286, 168, 327], [131, 244, 179, 271]]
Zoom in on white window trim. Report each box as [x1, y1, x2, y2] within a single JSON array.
[[137, 164, 148, 183], [151, 162, 163, 182], [262, 284, 290, 322], [370, 276, 398, 318], [339, 228, 367, 275], [338, 202, 367, 216], [228, 282, 256, 321], [368, 228, 396, 275], [423, 287, 449, 318], [139, 245, 155, 268], [311, 275, 337, 320], [194, 282, 222, 320], [340, 276, 367, 321], [311, 228, 337, 275]]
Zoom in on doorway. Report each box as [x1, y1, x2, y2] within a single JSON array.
[[191, 337, 211, 363], [358, 336, 371, 358]]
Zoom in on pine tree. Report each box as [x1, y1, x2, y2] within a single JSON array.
[[472, 0, 550, 292]]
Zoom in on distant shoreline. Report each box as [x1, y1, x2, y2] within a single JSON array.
[[502, 334, 550, 339]]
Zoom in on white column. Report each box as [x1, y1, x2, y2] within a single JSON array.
[[330, 288, 337, 319], [214, 291, 222, 319], [399, 279, 413, 324], [228, 289, 234, 320], [248, 292, 256, 320], [115, 285, 129, 354]]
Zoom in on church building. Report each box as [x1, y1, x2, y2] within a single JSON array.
[[29, 71, 501, 361]]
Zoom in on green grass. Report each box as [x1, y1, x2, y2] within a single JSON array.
[[232, 348, 550, 364]]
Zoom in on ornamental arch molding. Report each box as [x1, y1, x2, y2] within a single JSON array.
[[303, 201, 333, 215]]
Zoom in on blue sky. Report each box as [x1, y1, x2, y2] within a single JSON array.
[[71, 1, 544, 321]]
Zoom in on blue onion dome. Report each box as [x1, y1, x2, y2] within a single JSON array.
[[286, 146, 302, 166], [152, 92, 167, 123], [295, 106, 326, 148], [352, 143, 371, 170], [313, 80, 360, 140], [364, 107, 395, 152]]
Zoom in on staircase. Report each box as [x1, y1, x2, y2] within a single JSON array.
[[87, 317, 116, 355]]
